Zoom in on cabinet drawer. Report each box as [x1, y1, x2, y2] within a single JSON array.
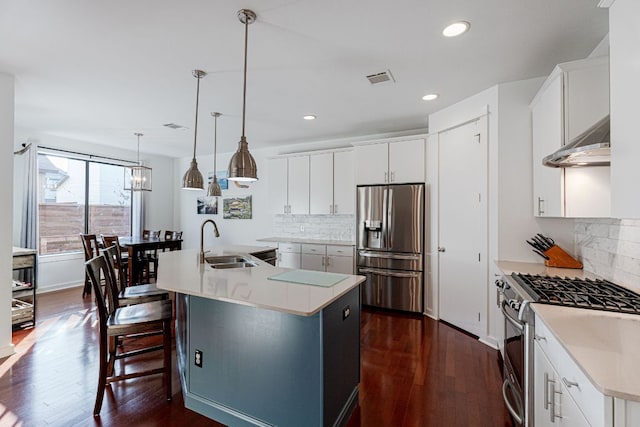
[[13, 254, 35, 269], [301, 244, 325, 255], [278, 243, 301, 253], [535, 315, 610, 426], [326, 245, 353, 257]]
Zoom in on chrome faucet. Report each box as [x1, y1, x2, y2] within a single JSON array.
[[200, 219, 220, 263]]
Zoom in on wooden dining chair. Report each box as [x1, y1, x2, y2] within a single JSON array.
[[100, 235, 129, 280], [162, 230, 183, 252], [85, 255, 172, 416], [141, 229, 161, 282], [80, 234, 101, 297], [102, 245, 169, 305]]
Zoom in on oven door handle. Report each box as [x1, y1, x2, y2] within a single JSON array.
[[501, 299, 524, 331], [358, 267, 421, 278], [502, 379, 524, 425]]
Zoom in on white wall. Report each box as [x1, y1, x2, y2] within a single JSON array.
[[1, 73, 16, 357]]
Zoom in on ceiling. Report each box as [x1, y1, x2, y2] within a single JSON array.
[[1, 0, 608, 158]]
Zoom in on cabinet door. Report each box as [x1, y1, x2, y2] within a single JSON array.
[[333, 150, 355, 215], [268, 158, 288, 214], [287, 156, 310, 214], [278, 251, 300, 269], [535, 342, 559, 427], [389, 139, 425, 183], [610, 0, 640, 218], [309, 153, 333, 215], [355, 143, 388, 185], [301, 253, 325, 271], [532, 73, 564, 217], [326, 256, 353, 274]]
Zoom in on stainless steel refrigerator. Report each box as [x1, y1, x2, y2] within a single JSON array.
[[356, 183, 424, 313]]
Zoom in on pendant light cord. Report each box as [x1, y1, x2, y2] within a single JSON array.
[[213, 114, 218, 172], [193, 74, 201, 160], [135, 132, 143, 165], [241, 11, 249, 139]]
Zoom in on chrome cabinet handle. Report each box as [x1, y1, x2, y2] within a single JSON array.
[[325, 256, 330, 266], [538, 197, 545, 215], [544, 372, 551, 410], [437, 247, 445, 253], [534, 334, 547, 342], [321, 256, 325, 266], [329, 204, 333, 214], [384, 171, 388, 183], [390, 171, 395, 182], [562, 378, 579, 389], [333, 204, 337, 214]]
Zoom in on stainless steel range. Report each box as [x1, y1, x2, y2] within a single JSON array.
[[496, 273, 640, 426], [510, 274, 640, 313]]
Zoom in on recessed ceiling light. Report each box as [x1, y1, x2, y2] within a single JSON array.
[[422, 93, 439, 101], [442, 21, 470, 37], [303, 115, 316, 120]]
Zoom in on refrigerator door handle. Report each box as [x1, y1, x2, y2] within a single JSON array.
[[386, 187, 393, 249], [358, 251, 421, 260], [358, 268, 422, 278], [382, 187, 389, 250]]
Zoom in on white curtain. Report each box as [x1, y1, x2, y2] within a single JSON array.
[[13, 143, 38, 250]]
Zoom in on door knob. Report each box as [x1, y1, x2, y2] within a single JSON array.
[[437, 247, 446, 253]]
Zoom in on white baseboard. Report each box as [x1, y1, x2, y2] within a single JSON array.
[[37, 282, 83, 294], [0, 343, 16, 358]]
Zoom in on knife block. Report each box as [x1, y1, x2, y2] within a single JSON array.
[[543, 245, 583, 269]]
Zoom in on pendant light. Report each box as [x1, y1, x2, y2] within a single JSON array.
[[227, 9, 258, 182], [124, 132, 152, 191], [182, 69, 207, 190], [207, 112, 222, 197]]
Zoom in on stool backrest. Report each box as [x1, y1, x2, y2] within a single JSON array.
[[80, 234, 100, 261]]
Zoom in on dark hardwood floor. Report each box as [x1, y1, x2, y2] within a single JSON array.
[[1, 287, 512, 427]]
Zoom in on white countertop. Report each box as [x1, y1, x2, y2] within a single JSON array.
[[257, 237, 356, 246], [156, 247, 365, 317], [496, 260, 640, 401]]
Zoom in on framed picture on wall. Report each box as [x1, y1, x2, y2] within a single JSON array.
[[197, 196, 218, 215], [223, 196, 252, 219]]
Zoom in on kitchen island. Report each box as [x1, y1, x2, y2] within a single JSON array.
[[156, 246, 365, 427]]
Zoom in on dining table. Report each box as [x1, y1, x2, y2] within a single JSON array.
[[118, 236, 182, 286]]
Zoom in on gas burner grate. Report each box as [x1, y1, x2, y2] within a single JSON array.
[[510, 273, 640, 314]]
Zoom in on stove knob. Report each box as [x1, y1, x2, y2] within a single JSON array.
[[507, 299, 521, 311], [495, 279, 505, 289]]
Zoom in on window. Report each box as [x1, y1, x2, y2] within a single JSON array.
[[38, 154, 132, 255]]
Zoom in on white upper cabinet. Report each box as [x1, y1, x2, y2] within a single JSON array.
[[332, 150, 355, 215], [267, 155, 309, 214], [268, 157, 288, 214], [610, 0, 640, 218], [355, 138, 426, 185], [355, 143, 388, 185], [530, 56, 610, 218], [287, 156, 310, 214], [270, 149, 355, 216], [309, 153, 333, 215]]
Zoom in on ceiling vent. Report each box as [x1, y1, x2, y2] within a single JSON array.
[[366, 70, 395, 85], [163, 123, 187, 130]]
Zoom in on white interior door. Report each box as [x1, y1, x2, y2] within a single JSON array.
[[438, 118, 487, 337]]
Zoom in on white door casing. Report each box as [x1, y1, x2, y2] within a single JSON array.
[[438, 118, 488, 337]]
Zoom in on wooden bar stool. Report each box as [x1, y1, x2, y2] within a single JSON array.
[[80, 233, 100, 297], [85, 255, 172, 416]]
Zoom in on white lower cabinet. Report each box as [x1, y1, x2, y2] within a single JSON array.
[[534, 342, 590, 426], [534, 314, 614, 427], [277, 243, 301, 269], [614, 398, 640, 427], [291, 243, 354, 274]]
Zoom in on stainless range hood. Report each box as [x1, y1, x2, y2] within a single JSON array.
[[543, 115, 610, 167]]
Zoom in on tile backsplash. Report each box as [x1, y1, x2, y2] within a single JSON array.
[[575, 218, 640, 292], [272, 214, 356, 242]]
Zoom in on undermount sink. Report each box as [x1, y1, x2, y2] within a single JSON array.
[[205, 255, 257, 269]]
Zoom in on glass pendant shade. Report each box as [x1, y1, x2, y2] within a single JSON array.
[[125, 132, 152, 191], [228, 9, 258, 182], [125, 165, 152, 191], [182, 69, 207, 190]]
